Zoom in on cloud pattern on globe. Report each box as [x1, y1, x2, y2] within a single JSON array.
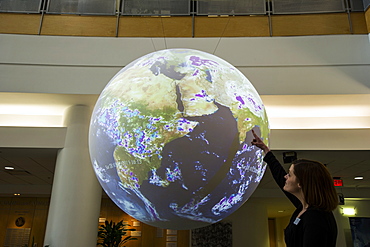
[[89, 49, 270, 230]]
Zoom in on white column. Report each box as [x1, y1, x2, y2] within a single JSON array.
[[333, 207, 348, 247], [44, 105, 102, 247]]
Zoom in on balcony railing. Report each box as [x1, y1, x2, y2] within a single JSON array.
[[0, 0, 366, 15]]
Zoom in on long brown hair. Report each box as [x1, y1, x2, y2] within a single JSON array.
[[292, 159, 338, 211]]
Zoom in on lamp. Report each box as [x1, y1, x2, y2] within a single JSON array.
[[341, 207, 356, 216]]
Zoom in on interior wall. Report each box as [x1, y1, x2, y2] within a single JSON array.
[[99, 198, 190, 247], [2, 197, 369, 247], [274, 215, 290, 247], [0, 197, 190, 247], [335, 199, 370, 247], [0, 197, 49, 247], [1, 34, 369, 96]]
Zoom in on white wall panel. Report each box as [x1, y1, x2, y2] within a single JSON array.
[[240, 65, 370, 95], [213, 35, 370, 66], [1, 34, 369, 66], [0, 64, 120, 94], [1, 34, 369, 95], [269, 129, 370, 150], [0, 35, 162, 66], [1, 63, 369, 95], [0, 127, 67, 148]]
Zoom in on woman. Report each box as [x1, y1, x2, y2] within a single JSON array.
[[251, 130, 338, 247]]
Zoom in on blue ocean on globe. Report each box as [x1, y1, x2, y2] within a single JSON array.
[[89, 49, 270, 230]]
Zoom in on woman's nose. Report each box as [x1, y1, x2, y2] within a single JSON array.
[[284, 174, 288, 179]]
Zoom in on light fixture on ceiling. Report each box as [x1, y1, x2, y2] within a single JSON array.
[[354, 176, 364, 180], [0, 103, 65, 127], [4, 166, 15, 170], [14, 193, 21, 196], [341, 207, 356, 216]]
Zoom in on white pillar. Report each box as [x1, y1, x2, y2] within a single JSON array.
[[333, 207, 351, 247], [44, 105, 102, 247], [227, 198, 270, 247]]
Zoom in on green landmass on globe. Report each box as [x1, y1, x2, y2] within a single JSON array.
[[89, 48, 269, 229], [97, 50, 268, 190]]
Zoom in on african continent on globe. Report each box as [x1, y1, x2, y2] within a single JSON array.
[[89, 49, 269, 230]]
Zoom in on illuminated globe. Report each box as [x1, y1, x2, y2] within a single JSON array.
[[89, 49, 270, 230]]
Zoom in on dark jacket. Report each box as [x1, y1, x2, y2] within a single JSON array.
[[264, 151, 337, 247]]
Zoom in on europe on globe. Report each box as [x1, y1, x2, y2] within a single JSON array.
[[89, 49, 270, 230]]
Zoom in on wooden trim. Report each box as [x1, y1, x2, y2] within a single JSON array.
[[271, 13, 352, 36], [118, 16, 192, 37], [350, 12, 368, 34], [30, 198, 50, 247], [0, 13, 41, 35], [194, 16, 270, 37], [1, 12, 368, 37], [159, 16, 193, 37], [40, 15, 116, 37], [268, 219, 277, 247], [365, 7, 370, 33], [0, 198, 11, 246]]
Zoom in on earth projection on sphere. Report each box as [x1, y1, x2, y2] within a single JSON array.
[[89, 48, 270, 230]]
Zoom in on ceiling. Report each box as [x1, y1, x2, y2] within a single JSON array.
[[0, 148, 57, 189], [260, 150, 370, 189], [1, 147, 369, 218], [1, 147, 369, 197]]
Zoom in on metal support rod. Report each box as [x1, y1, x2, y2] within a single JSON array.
[[38, 0, 47, 35], [345, 0, 354, 34], [115, 12, 120, 37], [268, 0, 273, 37], [191, 0, 195, 38], [115, 0, 122, 37]]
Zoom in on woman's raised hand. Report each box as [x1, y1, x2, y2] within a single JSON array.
[[251, 129, 270, 153]]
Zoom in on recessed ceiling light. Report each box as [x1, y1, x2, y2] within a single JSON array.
[[342, 207, 356, 216], [5, 166, 15, 170], [354, 176, 364, 180], [14, 193, 21, 196]]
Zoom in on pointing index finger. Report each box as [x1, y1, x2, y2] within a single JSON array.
[[251, 129, 258, 138]]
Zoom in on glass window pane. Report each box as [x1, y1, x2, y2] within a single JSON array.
[[122, 0, 190, 16], [350, 0, 365, 11], [0, 0, 42, 13], [197, 0, 266, 15], [363, 0, 370, 10], [272, 0, 345, 14], [47, 0, 116, 15]]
